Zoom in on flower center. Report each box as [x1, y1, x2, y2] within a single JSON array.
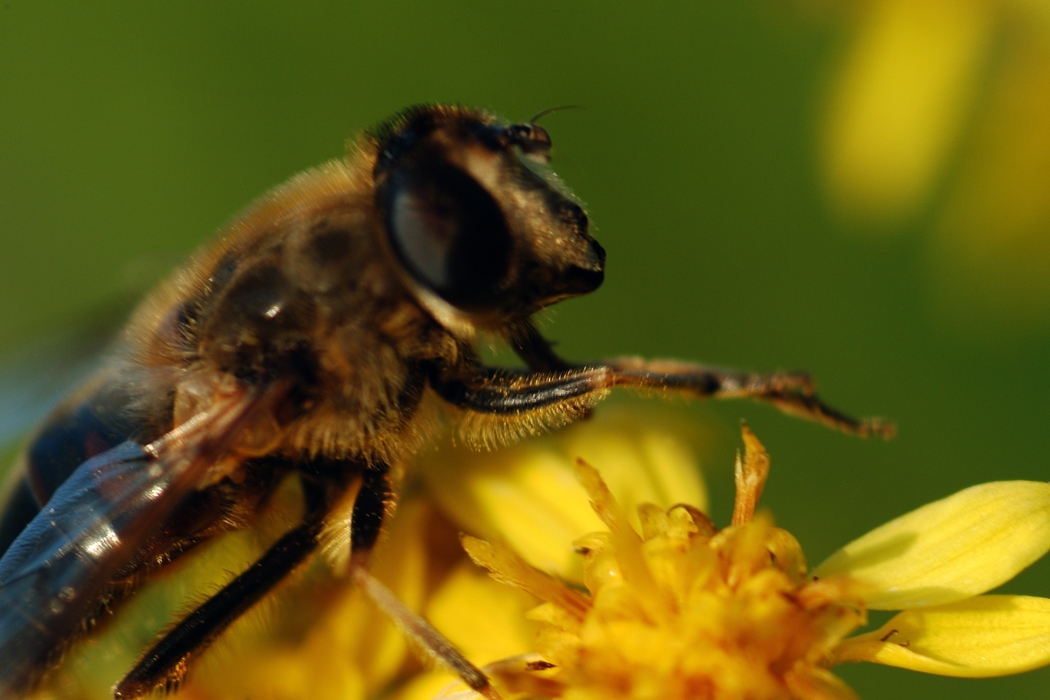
[[463, 425, 866, 700]]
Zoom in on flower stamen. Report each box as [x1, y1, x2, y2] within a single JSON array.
[[732, 423, 770, 525], [460, 428, 868, 700]]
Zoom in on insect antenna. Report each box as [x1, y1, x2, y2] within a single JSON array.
[[528, 104, 585, 124]]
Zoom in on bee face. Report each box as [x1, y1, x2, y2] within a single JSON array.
[[182, 105, 606, 397], [372, 105, 606, 325]]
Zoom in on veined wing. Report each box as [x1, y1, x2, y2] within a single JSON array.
[[0, 337, 108, 451], [0, 383, 275, 696], [0, 305, 131, 450], [0, 261, 182, 450]]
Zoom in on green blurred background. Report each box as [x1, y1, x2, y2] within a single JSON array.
[[2, 1, 1050, 698]]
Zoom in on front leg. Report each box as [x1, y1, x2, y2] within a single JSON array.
[[602, 355, 893, 437], [429, 355, 893, 442]]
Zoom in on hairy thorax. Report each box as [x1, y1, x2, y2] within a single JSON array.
[[123, 157, 460, 473]]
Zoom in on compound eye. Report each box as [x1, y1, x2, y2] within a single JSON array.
[[384, 159, 513, 312]]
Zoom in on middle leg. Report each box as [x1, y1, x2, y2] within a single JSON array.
[[114, 458, 361, 699]]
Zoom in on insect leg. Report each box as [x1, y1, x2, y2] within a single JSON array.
[[114, 468, 350, 699], [347, 462, 393, 563], [431, 360, 892, 438], [116, 460, 496, 699], [604, 356, 893, 437], [115, 519, 322, 697], [345, 466, 501, 699], [351, 566, 500, 700]]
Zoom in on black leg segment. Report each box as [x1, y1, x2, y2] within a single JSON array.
[[351, 463, 392, 552], [113, 461, 366, 699], [114, 518, 322, 698]]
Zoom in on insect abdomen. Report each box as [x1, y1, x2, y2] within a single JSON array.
[[0, 379, 158, 557]]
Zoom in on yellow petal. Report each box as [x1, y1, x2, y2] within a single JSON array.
[[821, 0, 993, 223], [461, 536, 592, 621], [391, 670, 458, 700], [420, 407, 707, 580], [785, 666, 860, 700], [560, 407, 708, 516], [575, 459, 671, 622], [425, 561, 538, 666], [933, 39, 1050, 330], [731, 424, 770, 526], [833, 595, 1050, 677], [814, 481, 1050, 609], [390, 563, 541, 700]]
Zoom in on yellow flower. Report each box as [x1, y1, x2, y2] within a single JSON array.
[[816, 0, 1050, 330], [419, 418, 1050, 699], [418, 407, 709, 581], [818, 479, 1050, 677], [821, 0, 995, 224]]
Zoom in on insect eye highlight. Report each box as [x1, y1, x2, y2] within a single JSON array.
[[383, 158, 513, 313]]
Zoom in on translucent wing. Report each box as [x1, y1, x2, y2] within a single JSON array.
[[0, 262, 179, 450], [0, 384, 272, 695], [0, 311, 126, 450], [0, 442, 152, 693]]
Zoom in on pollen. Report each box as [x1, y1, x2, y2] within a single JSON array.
[[462, 425, 867, 700]]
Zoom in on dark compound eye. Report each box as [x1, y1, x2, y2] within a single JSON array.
[[383, 158, 513, 312]]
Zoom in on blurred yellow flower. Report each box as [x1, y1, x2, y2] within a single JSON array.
[[822, 0, 994, 223], [415, 420, 1050, 699], [818, 0, 1050, 329], [163, 496, 437, 700], [418, 407, 709, 581]]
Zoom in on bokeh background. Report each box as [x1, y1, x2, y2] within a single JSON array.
[[2, 1, 1050, 698]]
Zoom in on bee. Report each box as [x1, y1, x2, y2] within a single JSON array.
[[0, 104, 892, 699]]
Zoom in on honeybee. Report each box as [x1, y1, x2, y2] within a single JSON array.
[[0, 104, 892, 699]]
